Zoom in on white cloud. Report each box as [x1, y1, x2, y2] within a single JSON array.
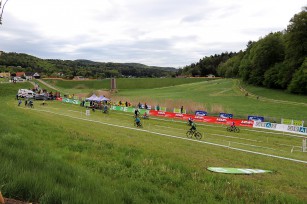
[[0, 0, 306, 67]]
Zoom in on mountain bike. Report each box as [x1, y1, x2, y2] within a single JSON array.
[[226, 126, 240, 133], [186, 130, 202, 140]]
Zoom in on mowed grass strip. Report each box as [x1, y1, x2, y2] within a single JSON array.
[[43, 77, 213, 90]]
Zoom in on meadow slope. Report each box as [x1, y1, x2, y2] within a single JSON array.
[[1, 81, 306, 203]]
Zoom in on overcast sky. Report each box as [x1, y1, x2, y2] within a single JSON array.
[[0, 0, 305, 67]]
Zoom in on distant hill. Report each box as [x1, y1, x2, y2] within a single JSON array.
[[0, 52, 177, 79]]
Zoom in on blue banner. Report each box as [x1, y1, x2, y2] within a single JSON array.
[[219, 113, 233, 119], [248, 115, 264, 122], [195, 111, 207, 116]]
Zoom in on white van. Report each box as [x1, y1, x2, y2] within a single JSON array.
[[17, 89, 36, 98]]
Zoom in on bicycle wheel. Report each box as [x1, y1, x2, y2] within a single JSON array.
[[194, 132, 202, 140], [226, 126, 232, 132], [234, 127, 240, 133], [186, 130, 193, 138]]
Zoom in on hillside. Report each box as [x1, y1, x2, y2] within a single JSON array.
[[0, 52, 177, 79]]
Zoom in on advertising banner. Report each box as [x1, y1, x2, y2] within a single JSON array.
[[293, 120, 304, 127], [253, 122, 307, 135], [111, 106, 148, 114], [286, 125, 307, 134], [219, 113, 233, 119], [62, 98, 81, 105], [195, 111, 207, 116], [248, 115, 264, 122], [253, 122, 278, 130], [281, 118, 293, 125], [139, 110, 254, 127], [281, 118, 304, 127], [173, 108, 186, 114]]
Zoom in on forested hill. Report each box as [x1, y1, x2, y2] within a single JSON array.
[[181, 7, 307, 94], [0, 52, 177, 78]]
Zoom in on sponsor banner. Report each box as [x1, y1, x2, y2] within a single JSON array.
[[253, 122, 277, 130], [216, 118, 227, 123], [111, 106, 148, 114], [62, 98, 81, 105], [281, 118, 293, 125], [219, 113, 233, 119], [293, 120, 304, 127], [207, 167, 272, 174], [248, 115, 264, 122], [173, 108, 186, 114], [281, 118, 304, 127], [286, 125, 307, 134], [155, 106, 167, 111], [84, 101, 91, 107], [147, 111, 254, 127], [254, 122, 307, 135], [240, 120, 254, 126], [195, 111, 207, 116]]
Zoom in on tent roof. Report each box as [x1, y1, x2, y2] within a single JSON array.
[[86, 94, 110, 101]]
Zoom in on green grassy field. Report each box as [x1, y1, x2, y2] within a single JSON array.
[[1, 80, 307, 203], [112, 79, 307, 122], [42, 78, 213, 94]]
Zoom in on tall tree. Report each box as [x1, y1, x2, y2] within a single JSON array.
[[279, 7, 307, 88]]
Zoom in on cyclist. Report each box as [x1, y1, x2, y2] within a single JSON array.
[[188, 117, 193, 126], [189, 121, 197, 132], [230, 121, 235, 129], [135, 117, 141, 127]]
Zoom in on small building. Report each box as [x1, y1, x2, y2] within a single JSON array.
[[16, 72, 25, 78], [25, 72, 34, 80], [73, 76, 85, 80], [207, 74, 215, 78], [33, 72, 40, 79], [0, 72, 11, 78]]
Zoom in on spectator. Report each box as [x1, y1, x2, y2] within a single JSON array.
[[156, 104, 160, 111], [181, 106, 184, 114]]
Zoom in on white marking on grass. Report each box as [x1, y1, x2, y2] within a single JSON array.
[[26, 107, 307, 164], [209, 133, 259, 142]]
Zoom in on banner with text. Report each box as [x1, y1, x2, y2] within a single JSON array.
[[248, 115, 264, 122], [281, 118, 304, 127], [253, 122, 307, 135], [219, 113, 233, 119]]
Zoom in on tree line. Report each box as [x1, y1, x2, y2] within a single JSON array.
[[0, 53, 177, 79], [181, 7, 307, 94]]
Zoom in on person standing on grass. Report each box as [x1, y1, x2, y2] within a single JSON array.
[[134, 108, 140, 117], [18, 99, 22, 106], [181, 106, 184, 114]]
